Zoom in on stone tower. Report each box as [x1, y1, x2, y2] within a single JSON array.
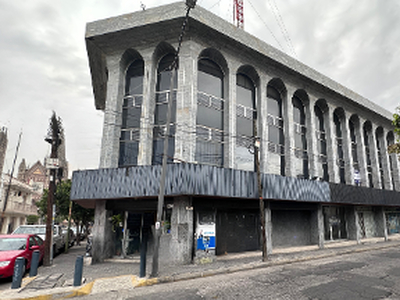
[[0, 127, 8, 175]]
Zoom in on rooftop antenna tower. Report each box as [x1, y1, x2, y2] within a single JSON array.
[[234, 0, 244, 29]]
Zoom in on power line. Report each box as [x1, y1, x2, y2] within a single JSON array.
[[246, 0, 285, 52], [268, 0, 297, 58]]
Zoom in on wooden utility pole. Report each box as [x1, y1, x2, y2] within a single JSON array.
[[151, 0, 196, 277], [0, 132, 22, 232], [43, 112, 62, 266], [254, 114, 267, 261]]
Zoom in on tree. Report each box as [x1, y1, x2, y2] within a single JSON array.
[[388, 107, 400, 156], [36, 180, 94, 228], [26, 215, 39, 224]]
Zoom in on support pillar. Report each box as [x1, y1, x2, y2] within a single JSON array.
[[92, 200, 114, 263], [168, 196, 194, 264], [374, 207, 388, 241], [311, 204, 324, 249], [345, 206, 360, 244]]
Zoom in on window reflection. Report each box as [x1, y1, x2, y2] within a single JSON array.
[[293, 95, 308, 179], [196, 59, 224, 166], [152, 53, 177, 165], [119, 59, 144, 167], [235, 74, 255, 171], [267, 85, 285, 175]]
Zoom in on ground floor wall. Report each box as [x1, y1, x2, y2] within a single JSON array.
[[89, 197, 395, 265]]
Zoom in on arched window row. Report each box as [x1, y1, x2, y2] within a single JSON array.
[[117, 46, 397, 190]]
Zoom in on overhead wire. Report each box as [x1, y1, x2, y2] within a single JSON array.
[[268, 0, 297, 58], [246, 0, 285, 52]]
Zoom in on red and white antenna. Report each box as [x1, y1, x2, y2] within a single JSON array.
[[233, 0, 244, 29]]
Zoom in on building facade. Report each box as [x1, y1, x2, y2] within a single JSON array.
[[71, 2, 400, 264], [0, 174, 39, 233]]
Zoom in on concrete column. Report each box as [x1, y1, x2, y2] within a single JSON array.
[[92, 200, 114, 263], [0, 216, 9, 234], [326, 104, 339, 183], [99, 55, 125, 168], [342, 112, 354, 185], [284, 86, 296, 177], [380, 129, 393, 190], [307, 97, 318, 179], [374, 207, 388, 241], [168, 196, 194, 264], [138, 51, 156, 166], [227, 61, 237, 169], [356, 118, 368, 187], [259, 73, 271, 173], [345, 206, 360, 244], [265, 201, 273, 255], [311, 204, 324, 249], [369, 124, 381, 188], [175, 41, 197, 163]]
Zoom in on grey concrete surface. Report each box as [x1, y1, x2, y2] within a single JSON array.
[[2, 237, 400, 299], [73, 245, 400, 300]]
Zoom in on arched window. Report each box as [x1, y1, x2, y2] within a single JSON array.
[[349, 117, 359, 184], [267, 85, 285, 175], [315, 104, 328, 181], [235, 74, 255, 171], [293, 95, 308, 179], [334, 111, 345, 184], [119, 59, 144, 167], [363, 122, 373, 188], [376, 128, 385, 189], [196, 59, 224, 166], [387, 132, 396, 189], [152, 53, 177, 165]]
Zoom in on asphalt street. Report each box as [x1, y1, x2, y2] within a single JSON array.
[[72, 247, 400, 300]]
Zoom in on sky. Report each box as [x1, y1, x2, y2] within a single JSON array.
[[0, 0, 399, 177]]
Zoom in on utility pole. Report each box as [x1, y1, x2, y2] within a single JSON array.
[[0, 132, 22, 232], [151, 0, 196, 278], [254, 114, 267, 261], [44, 112, 62, 266]]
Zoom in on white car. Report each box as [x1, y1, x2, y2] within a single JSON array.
[[12, 225, 65, 255]]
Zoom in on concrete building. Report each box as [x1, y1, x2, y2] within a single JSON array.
[[71, 2, 400, 264], [0, 174, 39, 234]]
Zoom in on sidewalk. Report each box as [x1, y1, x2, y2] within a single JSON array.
[[2, 236, 400, 300]]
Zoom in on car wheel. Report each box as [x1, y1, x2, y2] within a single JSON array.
[[53, 244, 57, 257]]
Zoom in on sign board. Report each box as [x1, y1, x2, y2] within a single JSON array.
[[354, 170, 361, 186], [45, 158, 59, 169]]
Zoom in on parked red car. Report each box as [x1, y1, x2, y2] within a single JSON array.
[[0, 234, 44, 279]]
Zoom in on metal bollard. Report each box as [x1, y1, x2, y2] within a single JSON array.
[[73, 256, 84, 287], [139, 234, 147, 278], [29, 250, 40, 277], [11, 257, 25, 289]]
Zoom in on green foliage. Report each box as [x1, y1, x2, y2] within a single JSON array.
[[26, 215, 39, 224], [389, 107, 400, 156], [35, 179, 94, 227]]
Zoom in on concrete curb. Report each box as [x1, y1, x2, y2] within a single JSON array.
[[2, 240, 399, 299]]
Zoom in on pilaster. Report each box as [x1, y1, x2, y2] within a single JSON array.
[[326, 104, 339, 183], [99, 55, 124, 168]]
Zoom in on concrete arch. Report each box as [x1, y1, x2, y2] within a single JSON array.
[[153, 41, 177, 67], [267, 78, 287, 101], [236, 65, 260, 87], [293, 89, 309, 107], [198, 48, 228, 76], [120, 48, 143, 73], [387, 131, 395, 145]]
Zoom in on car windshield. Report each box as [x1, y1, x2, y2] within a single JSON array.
[[0, 237, 26, 251], [13, 227, 46, 235]]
